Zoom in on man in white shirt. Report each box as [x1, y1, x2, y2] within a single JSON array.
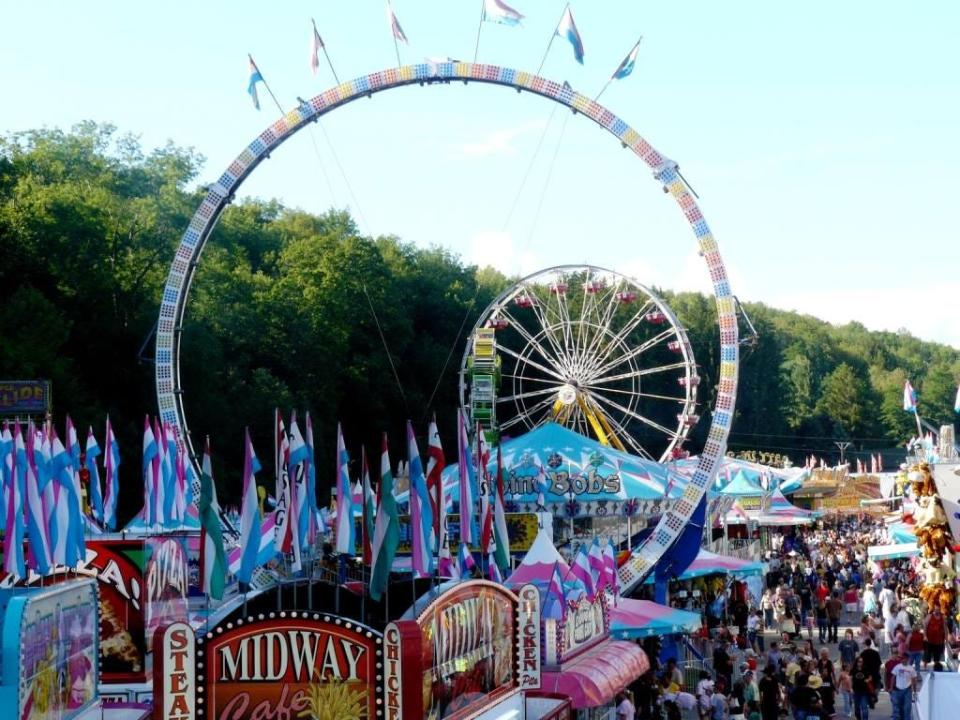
[[889, 654, 917, 720], [878, 584, 896, 619]]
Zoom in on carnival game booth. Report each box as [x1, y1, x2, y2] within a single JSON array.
[[508, 528, 649, 719], [0, 578, 150, 720]]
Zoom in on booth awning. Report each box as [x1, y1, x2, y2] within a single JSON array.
[[867, 542, 920, 561], [610, 598, 703, 639], [643, 548, 765, 583], [540, 640, 649, 709]]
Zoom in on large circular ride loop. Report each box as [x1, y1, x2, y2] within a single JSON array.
[[460, 265, 700, 462], [154, 61, 740, 593]]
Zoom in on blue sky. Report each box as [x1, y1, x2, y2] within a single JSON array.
[[4, 1, 958, 348]]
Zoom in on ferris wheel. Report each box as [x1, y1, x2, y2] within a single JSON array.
[[460, 265, 699, 462]]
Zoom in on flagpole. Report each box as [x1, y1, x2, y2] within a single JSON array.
[[249, 54, 285, 116], [387, 1, 403, 67], [473, 0, 485, 63], [594, 78, 613, 103], [312, 19, 341, 85], [536, 3, 568, 76]]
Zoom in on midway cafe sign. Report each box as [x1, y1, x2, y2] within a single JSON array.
[[155, 613, 383, 720]]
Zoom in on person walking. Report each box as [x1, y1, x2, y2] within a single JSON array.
[[762, 590, 775, 630], [907, 624, 925, 671], [888, 654, 917, 720], [859, 639, 882, 708], [827, 591, 844, 643], [851, 657, 872, 720], [838, 662, 853, 718], [616, 690, 637, 720], [758, 666, 782, 720], [839, 630, 860, 669], [815, 599, 829, 644], [924, 607, 946, 666]]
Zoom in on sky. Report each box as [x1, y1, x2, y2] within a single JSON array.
[[3, 1, 959, 348]]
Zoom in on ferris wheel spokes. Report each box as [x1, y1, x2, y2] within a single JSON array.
[[589, 360, 692, 387], [590, 390, 682, 439], [585, 326, 676, 381], [579, 299, 658, 377]]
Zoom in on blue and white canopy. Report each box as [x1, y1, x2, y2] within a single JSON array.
[[397, 423, 679, 505]]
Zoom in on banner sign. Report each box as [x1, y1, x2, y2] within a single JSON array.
[[0, 380, 51, 415], [203, 614, 380, 720], [382, 512, 539, 555], [0, 539, 148, 683], [413, 580, 518, 719], [383, 621, 424, 720], [144, 536, 189, 651], [154, 622, 196, 720], [12, 580, 99, 720], [516, 584, 541, 689]]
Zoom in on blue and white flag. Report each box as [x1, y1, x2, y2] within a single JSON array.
[[239, 428, 263, 586], [556, 6, 584, 64], [903, 380, 918, 412], [483, 0, 523, 26], [85, 427, 103, 522], [335, 423, 355, 555], [247, 56, 264, 110], [408, 421, 434, 577], [3, 423, 25, 578], [611, 37, 642, 80], [288, 412, 311, 552], [103, 417, 120, 530], [954, 384, 960, 413], [22, 424, 52, 575]]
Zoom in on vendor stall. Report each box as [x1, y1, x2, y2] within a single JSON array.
[[609, 598, 703, 639], [867, 542, 921, 561]]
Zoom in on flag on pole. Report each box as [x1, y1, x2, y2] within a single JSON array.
[[370, 434, 400, 601], [487, 552, 503, 582], [903, 380, 918, 412], [556, 6, 585, 64], [198, 438, 228, 600], [247, 56, 264, 110], [588, 536, 605, 591], [52, 425, 83, 568], [3, 423, 25, 578], [273, 412, 293, 554], [361, 447, 376, 564], [152, 418, 166, 528], [239, 428, 263, 586], [483, 0, 524, 26], [288, 413, 310, 555], [309, 19, 325, 75], [457, 409, 477, 545], [22, 424, 52, 575], [304, 412, 318, 544], [162, 424, 178, 525], [386, 2, 409, 44], [477, 425, 493, 553], [103, 417, 120, 530], [492, 446, 511, 574], [85, 427, 103, 522], [954, 384, 960, 413], [426, 416, 445, 546], [334, 423, 355, 555], [0, 423, 11, 534], [570, 542, 595, 598], [544, 561, 566, 619], [458, 542, 476, 577], [603, 538, 619, 599], [408, 421, 434, 577], [611, 37, 642, 79]]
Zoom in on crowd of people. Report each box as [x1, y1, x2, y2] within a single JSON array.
[[620, 517, 954, 720]]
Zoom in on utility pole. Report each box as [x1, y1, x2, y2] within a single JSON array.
[[834, 441, 852, 466]]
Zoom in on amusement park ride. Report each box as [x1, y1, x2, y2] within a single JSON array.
[[0, 61, 744, 720], [153, 60, 741, 598]]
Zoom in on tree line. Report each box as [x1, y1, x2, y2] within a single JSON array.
[[1, 124, 957, 524]]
